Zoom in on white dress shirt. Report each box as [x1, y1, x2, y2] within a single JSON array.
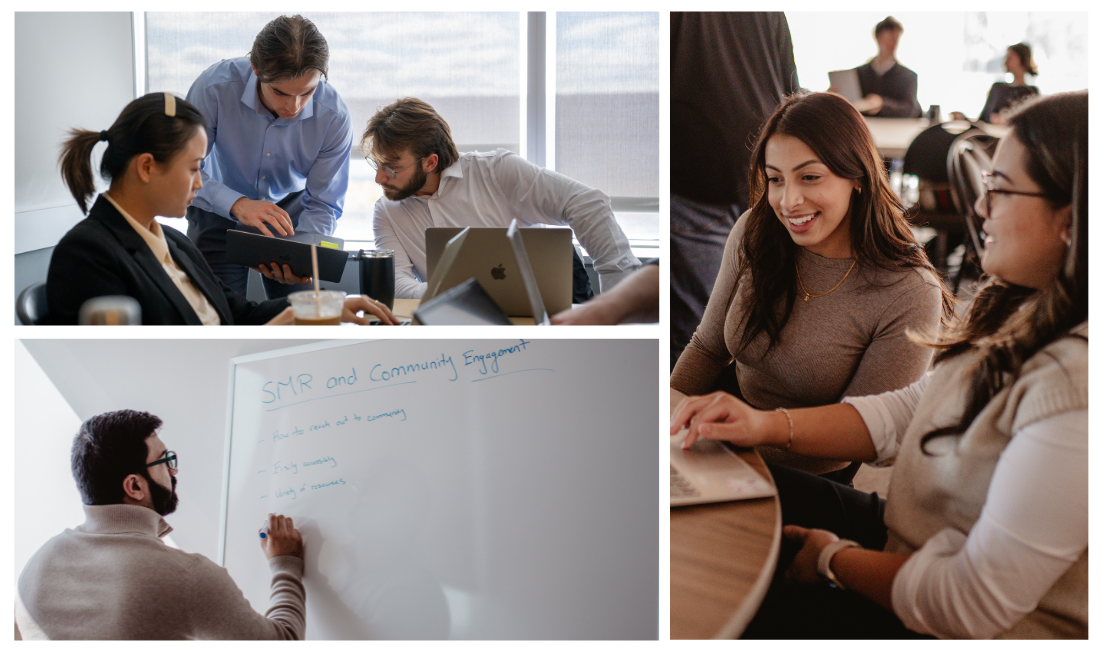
[[372, 149, 641, 298], [843, 379, 1088, 638]]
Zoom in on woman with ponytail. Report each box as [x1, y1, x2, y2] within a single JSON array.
[[672, 91, 1087, 639], [48, 92, 397, 325]]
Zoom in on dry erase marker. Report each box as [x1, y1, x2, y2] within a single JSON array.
[[259, 520, 269, 539]]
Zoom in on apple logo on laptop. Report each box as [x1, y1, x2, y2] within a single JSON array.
[[491, 264, 506, 280]]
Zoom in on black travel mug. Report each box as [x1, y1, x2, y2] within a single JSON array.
[[358, 249, 395, 310]]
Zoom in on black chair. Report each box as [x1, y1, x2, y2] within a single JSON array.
[[947, 132, 999, 294], [16, 281, 49, 325], [901, 122, 990, 286]]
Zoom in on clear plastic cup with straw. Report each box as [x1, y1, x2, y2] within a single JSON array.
[[287, 244, 344, 324]]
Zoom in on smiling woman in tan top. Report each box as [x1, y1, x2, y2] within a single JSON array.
[[671, 92, 949, 479]]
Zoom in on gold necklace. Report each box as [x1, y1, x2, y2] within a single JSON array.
[[796, 257, 857, 301]]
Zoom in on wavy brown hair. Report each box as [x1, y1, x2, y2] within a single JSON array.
[[733, 91, 952, 356], [917, 91, 1087, 451], [360, 97, 460, 174]]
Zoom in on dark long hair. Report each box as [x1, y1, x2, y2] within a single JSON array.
[[917, 91, 1087, 450], [734, 91, 952, 355], [58, 93, 206, 213]]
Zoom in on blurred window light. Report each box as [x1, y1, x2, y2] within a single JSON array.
[[145, 12, 658, 249]]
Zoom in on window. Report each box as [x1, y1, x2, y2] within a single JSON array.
[[144, 12, 659, 250], [786, 12, 1088, 117], [556, 12, 660, 246]]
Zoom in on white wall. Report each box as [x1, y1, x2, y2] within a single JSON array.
[[14, 342, 85, 579], [15, 12, 135, 254], [18, 339, 324, 562]]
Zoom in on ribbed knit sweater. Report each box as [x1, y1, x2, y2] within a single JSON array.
[[671, 212, 943, 474], [16, 504, 305, 640], [884, 322, 1088, 638]]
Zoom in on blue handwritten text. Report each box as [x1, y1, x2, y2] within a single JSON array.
[[370, 353, 457, 383], [464, 339, 532, 375]]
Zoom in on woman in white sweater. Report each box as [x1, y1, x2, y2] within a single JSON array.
[[671, 91, 1087, 639]]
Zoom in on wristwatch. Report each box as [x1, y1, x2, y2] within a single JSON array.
[[816, 538, 860, 590]]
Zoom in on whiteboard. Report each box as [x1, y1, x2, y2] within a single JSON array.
[[221, 339, 658, 639]]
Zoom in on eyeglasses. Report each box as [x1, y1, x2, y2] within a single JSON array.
[[366, 156, 423, 180], [146, 451, 178, 472], [982, 171, 1051, 217]]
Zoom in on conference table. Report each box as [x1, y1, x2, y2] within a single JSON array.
[[669, 387, 782, 639], [379, 299, 655, 326]]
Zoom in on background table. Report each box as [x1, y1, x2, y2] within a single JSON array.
[[669, 387, 782, 639], [865, 117, 1010, 159], [865, 117, 930, 159]]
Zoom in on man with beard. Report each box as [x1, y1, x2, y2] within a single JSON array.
[[15, 410, 306, 639], [363, 98, 641, 300]]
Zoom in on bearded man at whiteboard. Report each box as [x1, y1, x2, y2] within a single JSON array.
[[16, 410, 308, 640]]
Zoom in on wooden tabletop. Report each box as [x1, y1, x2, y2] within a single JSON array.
[[391, 298, 419, 320], [669, 387, 782, 639]]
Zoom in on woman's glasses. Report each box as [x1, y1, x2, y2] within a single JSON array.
[[982, 171, 1051, 216]]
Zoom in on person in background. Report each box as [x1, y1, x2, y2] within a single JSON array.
[[851, 16, 922, 118], [670, 12, 799, 368], [186, 15, 353, 299], [48, 92, 397, 325], [671, 92, 950, 486], [17, 410, 308, 639], [953, 43, 1040, 124], [673, 91, 1087, 639], [550, 261, 659, 325], [363, 97, 640, 300]]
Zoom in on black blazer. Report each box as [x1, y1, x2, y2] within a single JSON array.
[[46, 195, 288, 325]]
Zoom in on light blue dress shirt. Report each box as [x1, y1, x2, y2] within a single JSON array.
[[186, 57, 353, 236]]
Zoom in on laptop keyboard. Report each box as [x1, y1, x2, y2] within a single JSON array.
[[365, 316, 413, 326], [670, 465, 700, 499]]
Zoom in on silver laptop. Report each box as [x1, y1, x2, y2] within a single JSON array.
[[506, 220, 549, 325], [828, 68, 863, 103], [670, 431, 775, 507], [425, 226, 572, 316], [422, 227, 471, 302], [415, 278, 513, 326]]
